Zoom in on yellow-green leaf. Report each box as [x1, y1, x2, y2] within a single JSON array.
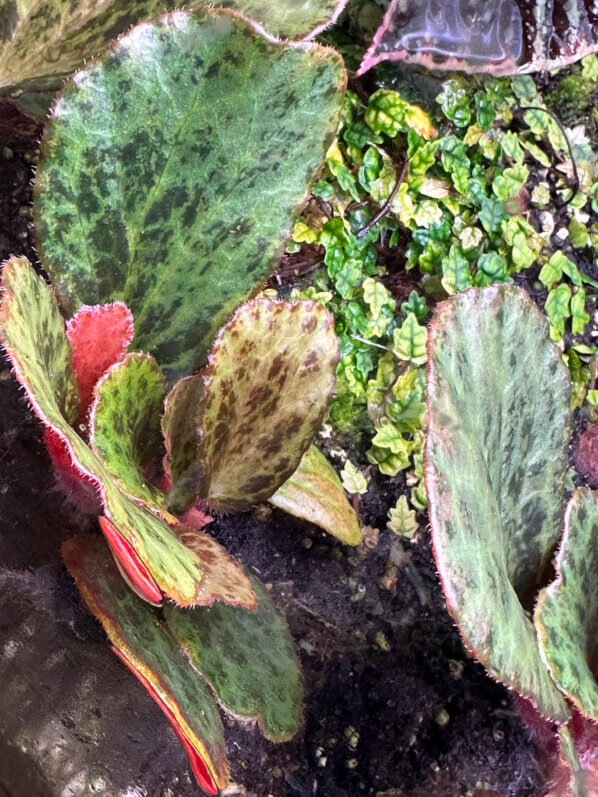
[[270, 446, 361, 545]]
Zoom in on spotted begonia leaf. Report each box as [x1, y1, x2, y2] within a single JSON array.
[[165, 576, 303, 741], [535, 490, 598, 720], [0, 1, 347, 106], [0, 257, 204, 606], [426, 284, 571, 721], [162, 374, 204, 515], [91, 353, 167, 514], [62, 535, 228, 794], [358, 0, 598, 77], [34, 9, 345, 381], [270, 445, 362, 545], [174, 527, 257, 609], [198, 298, 339, 513]]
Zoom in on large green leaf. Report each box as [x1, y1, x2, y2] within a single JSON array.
[[161, 374, 204, 515], [0, 257, 204, 606], [0, 1, 346, 102], [198, 298, 339, 513], [165, 576, 303, 741], [426, 284, 571, 721], [91, 353, 166, 513], [536, 490, 598, 720], [62, 534, 229, 794], [33, 9, 345, 380], [270, 445, 362, 545]]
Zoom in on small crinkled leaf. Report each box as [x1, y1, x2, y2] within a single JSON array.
[[67, 302, 134, 422], [270, 445, 362, 545], [91, 353, 167, 514], [62, 535, 228, 795], [536, 490, 598, 720], [199, 299, 339, 513], [165, 576, 303, 741], [174, 527, 257, 609], [162, 374, 204, 515], [392, 312, 427, 365], [34, 9, 345, 381], [426, 284, 571, 721], [387, 495, 418, 540], [340, 458, 369, 496], [0, 258, 204, 606]]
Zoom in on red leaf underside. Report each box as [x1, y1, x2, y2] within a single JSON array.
[[111, 647, 218, 795], [43, 427, 102, 513], [67, 302, 134, 422], [99, 516, 163, 606]]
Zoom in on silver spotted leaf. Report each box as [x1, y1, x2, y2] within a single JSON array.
[[426, 284, 571, 721], [0, 1, 347, 110], [165, 576, 303, 742], [34, 9, 345, 381], [162, 374, 204, 515], [90, 353, 167, 514]]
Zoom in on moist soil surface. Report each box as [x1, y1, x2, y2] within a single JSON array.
[[0, 120, 561, 797]]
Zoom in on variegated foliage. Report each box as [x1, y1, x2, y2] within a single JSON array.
[[63, 534, 302, 793], [197, 298, 340, 513], [270, 445, 362, 545], [0, 257, 253, 608], [426, 284, 571, 721], [359, 0, 598, 77], [536, 490, 598, 721], [0, 0, 347, 115], [34, 9, 345, 381]]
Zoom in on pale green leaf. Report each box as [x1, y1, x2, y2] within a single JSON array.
[[426, 284, 571, 720], [387, 495, 418, 539], [271, 446, 362, 545], [392, 313, 427, 366]]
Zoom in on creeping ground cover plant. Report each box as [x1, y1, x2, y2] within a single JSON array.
[[425, 284, 598, 791]]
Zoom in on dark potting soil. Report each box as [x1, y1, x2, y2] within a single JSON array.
[[0, 124, 555, 797]]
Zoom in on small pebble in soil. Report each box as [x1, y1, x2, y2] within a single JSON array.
[[374, 630, 390, 652], [433, 706, 450, 726], [344, 726, 359, 749]]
